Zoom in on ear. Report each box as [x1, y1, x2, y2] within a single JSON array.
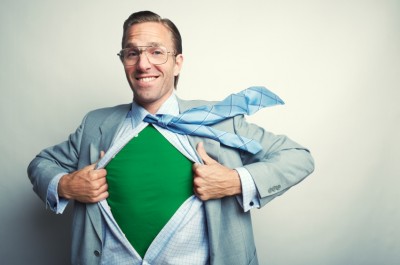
[[173, 54, 184, 76]]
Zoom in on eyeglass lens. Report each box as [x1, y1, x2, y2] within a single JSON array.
[[120, 46, 168, 65]]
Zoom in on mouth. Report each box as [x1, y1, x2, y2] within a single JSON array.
[[136, 76, 158, 83]]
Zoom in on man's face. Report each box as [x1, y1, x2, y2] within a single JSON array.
[[123, 22, 183, 113]]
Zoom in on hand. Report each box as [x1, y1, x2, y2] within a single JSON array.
[[58, 151, 108, 203], [192, 142, 242, 201]]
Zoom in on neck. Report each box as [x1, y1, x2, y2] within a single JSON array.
[[140, 102, 161, 114], [134, 92, 174, 114]]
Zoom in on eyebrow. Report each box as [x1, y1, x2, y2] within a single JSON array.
[[124, 42, 163, 48]]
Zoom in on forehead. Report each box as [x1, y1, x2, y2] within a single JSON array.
[[124, 22, 173, 48]]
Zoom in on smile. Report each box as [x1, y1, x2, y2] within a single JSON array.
[[137, 77, 157, 82]]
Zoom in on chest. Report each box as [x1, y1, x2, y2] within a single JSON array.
[[105, 125, 194, 256]]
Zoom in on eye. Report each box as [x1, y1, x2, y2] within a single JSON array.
[[125, 48, 139, 58], [149, 47, 166, 57]]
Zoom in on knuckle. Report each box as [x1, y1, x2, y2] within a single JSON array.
[[199, 194, 208, 201], [88, 182, 99, 190], [193, 165, 204, 173], [87, 171, 96, 180], [86, 197, 96, 203], [193, 178, 202, 186], [87, 190, 97, 197]]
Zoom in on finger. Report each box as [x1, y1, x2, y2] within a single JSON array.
[[87, 191, 109, 203], [100, 150, 105, 159], [193, 174, 203, 186], [90, 168, 107, 180], [196, 142, 216, 165], [193, 186, 202, 198], [93, 176, 108, 187], [98, 191, 109, 200], [87, 181, 108, 196], [86, 163, 97, 171], [96, 182, 108, 194], [192, 162, 202, 171]]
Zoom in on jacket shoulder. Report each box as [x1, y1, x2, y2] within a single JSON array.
[[85, 103, 131, 119], [81, 103, 128, 123]]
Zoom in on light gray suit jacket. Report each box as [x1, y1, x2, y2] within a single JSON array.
[[28, 98, 314, 265]]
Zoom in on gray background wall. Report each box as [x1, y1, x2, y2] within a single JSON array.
[[1, 0, 399, 264]]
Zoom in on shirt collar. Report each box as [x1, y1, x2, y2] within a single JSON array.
[[129, 93, 180, 128]]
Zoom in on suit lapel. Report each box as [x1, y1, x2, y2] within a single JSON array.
[[88, 103, 131, 241], [99, 104, 131, 152], [177, 97, 221, 161], [177, 97, 223, 244], [86, 203, 104, 242]]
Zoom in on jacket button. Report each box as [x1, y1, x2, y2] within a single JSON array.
[[94, 250, 101, 257]]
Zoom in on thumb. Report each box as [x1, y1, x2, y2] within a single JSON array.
[[92, 150, 106, 169], [95, 151, 106, 164], [196, 142, 216, 165]]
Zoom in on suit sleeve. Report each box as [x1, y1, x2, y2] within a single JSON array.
[[27, 115, 87, 205], [234, 115, 315, 207]]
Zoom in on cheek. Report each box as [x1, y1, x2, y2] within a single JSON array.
[[124, 67, 135, 80], [158, 62, 178, 77]]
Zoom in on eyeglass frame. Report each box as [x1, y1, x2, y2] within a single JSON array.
[[117, 45, 177, 66]]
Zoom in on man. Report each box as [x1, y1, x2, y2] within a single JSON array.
[[28, 11, 314, 265]]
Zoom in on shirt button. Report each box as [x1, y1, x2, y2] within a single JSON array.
[[249, 201, 254, 206], [94, 250, 101, 257]]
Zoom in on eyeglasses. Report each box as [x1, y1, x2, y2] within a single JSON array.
[[117, 46, 176, 66]]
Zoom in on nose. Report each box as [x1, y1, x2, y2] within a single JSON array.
[[136, 52, 152, 71]]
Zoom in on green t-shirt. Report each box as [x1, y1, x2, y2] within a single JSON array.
[[106, 125, 193, 257]]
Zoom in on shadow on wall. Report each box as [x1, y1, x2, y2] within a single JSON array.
[[8, 199, 74, 265]]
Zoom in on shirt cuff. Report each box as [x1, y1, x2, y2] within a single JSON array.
[[235, 167, 260, 212], [46, 173, 69, 214]]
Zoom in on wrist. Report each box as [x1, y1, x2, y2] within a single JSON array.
[[58, 174, 71, 199], [230, 169, 242, 196]]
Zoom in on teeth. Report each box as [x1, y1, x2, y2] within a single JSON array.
[[138, 77, 156, 82]]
